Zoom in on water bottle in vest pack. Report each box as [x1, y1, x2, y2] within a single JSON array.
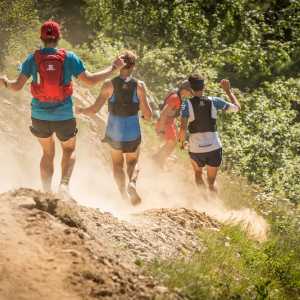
[[31, 49, 73, 102]]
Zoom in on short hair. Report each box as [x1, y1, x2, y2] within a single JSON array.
[[121, 50, 137, 68], [188, 74, 205, 91], [178, 80, 192, 93]]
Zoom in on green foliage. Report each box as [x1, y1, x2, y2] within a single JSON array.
[[0, 0, 38, 66], [83, 0, 300, 87], [34, 0, 90, 45], [150, 224, 300, 299], [75, 33, 123, 71], [219, 79, 300, 203], [0, 0, 37, 33], [136, 47, 219, 104]]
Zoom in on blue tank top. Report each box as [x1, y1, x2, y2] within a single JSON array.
[[105, 77, 141, 142]]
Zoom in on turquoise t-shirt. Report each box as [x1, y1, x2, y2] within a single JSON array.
[[21, 48, 85, 121]]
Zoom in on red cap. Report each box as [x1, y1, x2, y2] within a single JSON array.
[[41, 21, 60, 41]]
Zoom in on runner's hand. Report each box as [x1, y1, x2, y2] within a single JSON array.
[[75, 106, 83, 114], [112, 56, 126, 70], [178, 129, 185, 144], [220, 79, 231, 93], [181, 141, 189, 150], [178, 129, 188, 150]]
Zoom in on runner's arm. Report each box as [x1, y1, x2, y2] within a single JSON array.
[[77, 56, 125, 86], [178, 117, 188, 147], [156, 104, 174, 132], [178, 101, 190, 147], [0, 74, 29, 91], [76, 81, 113, 116], [220, 79, 241, 111], [137, 81, 152, 121]]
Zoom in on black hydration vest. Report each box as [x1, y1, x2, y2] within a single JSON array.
[[188, 96, 217, 133], [108, 76, 139, 117]]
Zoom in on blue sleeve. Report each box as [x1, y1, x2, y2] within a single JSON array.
[[180, 100, 189, 118], [21, 54, 35, 78], [66, 52, 86, 77], [211, 96, 230, 111]]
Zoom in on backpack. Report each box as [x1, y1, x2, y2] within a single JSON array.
[[31, 49, 73, 102], [159, 90, 182, 118], [108, 76, 139, 117], [188, 96, 217, 133]]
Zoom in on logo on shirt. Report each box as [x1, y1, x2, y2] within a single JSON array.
[[46, 64, 56, 71]]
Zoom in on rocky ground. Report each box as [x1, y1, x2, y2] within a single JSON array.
[[0, 188, 219, 300]]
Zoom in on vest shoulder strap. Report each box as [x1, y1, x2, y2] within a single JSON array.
[[33, 50, 42, 66], [34, 48, 67, 65], [112, 76, 137, 90]]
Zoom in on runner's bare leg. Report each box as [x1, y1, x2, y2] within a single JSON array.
[[125, 147, 140, 183], [190, 159, 205, 187], [111, 149, 126, 197], [153, 139, 177, 167], [126, 148, 142, 205], [60, 137, 76, 186], [207, 166, 218, 192], [38, 136, 55, 192]]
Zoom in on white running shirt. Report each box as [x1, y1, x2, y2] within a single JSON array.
[[181, 96, 239, 153]]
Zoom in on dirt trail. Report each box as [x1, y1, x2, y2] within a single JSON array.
[[0, 193, 81, 300], [0, 188, 218, 300]]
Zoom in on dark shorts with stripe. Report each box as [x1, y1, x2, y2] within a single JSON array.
[[189, 148, 222, 168], [103, 135, 141, 153], [30, 118, 78, 142]]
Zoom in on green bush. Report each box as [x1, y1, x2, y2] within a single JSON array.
[[219, 79, 300, 203], [150, 224, 300, 300]]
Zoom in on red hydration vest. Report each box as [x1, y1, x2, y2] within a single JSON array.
[[31, 49, 73, 102]]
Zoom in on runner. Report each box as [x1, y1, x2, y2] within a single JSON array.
[[0, 20, 125, 196], [153, 80, 193, 168], [179, 74, 241, 193], [76, 50, 152, 205]]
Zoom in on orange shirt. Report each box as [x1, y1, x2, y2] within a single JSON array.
[[164, 93, 181, 125]]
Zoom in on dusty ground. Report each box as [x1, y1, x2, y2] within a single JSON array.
[[0, 188, 218, 300]]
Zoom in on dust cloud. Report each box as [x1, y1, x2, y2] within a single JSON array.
[[72, 150, 269, 241], [0, 89, 269, 241]]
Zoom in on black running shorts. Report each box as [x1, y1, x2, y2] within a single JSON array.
[[189, 148, 222, 168], [103, 135, 141, 153], [30, 118, 78, 142]]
